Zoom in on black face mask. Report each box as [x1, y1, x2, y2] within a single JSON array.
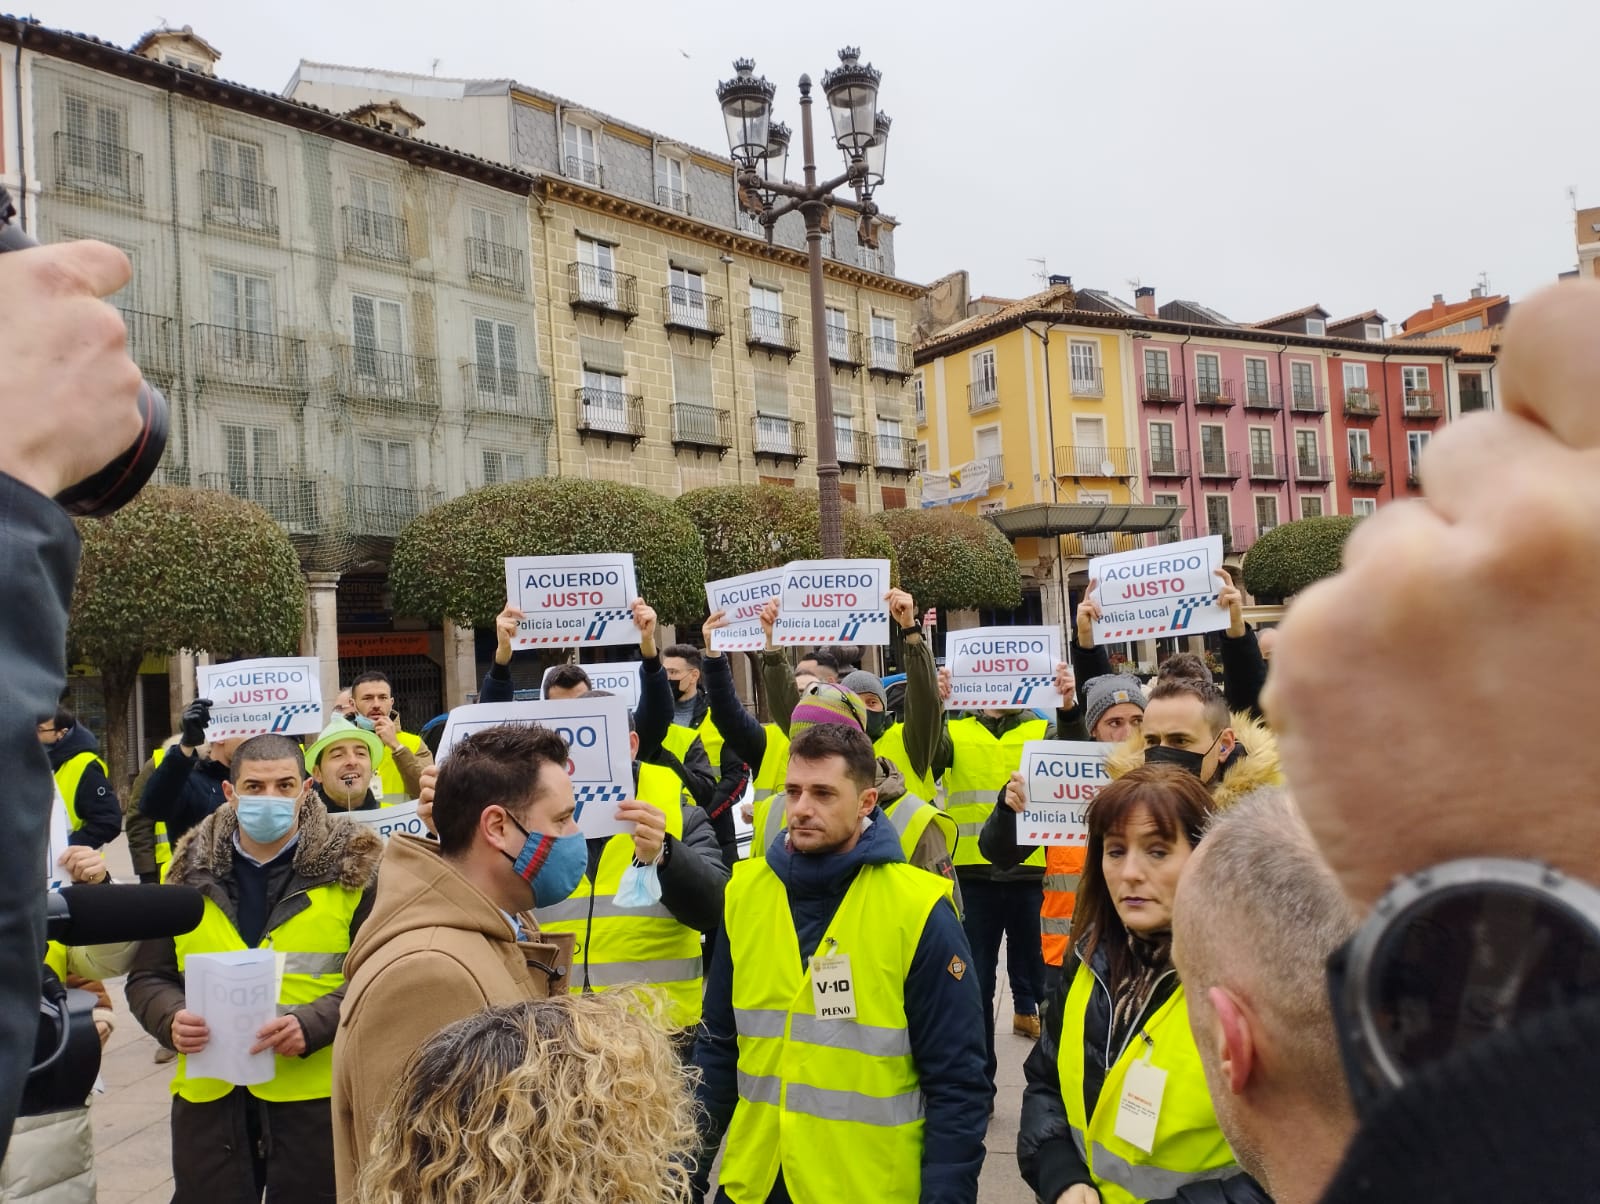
[[864, 711, 890, 741], [1143, 731, 1224, 780]]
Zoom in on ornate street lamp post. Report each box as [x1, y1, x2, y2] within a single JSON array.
[[717, 50, 888, 558]]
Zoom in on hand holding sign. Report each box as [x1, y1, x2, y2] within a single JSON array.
[[1214, 569, 1246, 638], [1087, 535, 1230, 644], [1076, 580, 1102, 648], [704, 568, 785, 652]]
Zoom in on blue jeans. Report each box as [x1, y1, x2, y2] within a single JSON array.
[[958, 874, 1045, 1086]]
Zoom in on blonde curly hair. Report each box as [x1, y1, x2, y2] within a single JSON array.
[[356, 992, 698, 1204]]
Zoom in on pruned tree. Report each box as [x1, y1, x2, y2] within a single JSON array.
[[68, 486, 306, 786], [1241, 515, 1363, 603], [674, 484, 896, 582], [869, 507, 1023, 611]]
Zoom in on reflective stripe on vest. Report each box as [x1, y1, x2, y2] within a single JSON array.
[[719, 857, 952, 1203], [171, 886, 362, 1103], [944, 717, 1048, 868], [374, 729, 424, 803], [1040, 845, 1086, 967], [1059, 961, 1240, 1204], [874, 721, 937, 802], [748, 724, 790, 862], [53, 750, 106, 833], [149, 747, 172, 866], [883, 793, 956, 866], [534, 762, 703, 1027]]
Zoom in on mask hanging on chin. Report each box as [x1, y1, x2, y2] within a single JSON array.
[[501, 814, 589, 908]]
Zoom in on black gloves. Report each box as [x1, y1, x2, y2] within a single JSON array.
[[180, 698, 212, 748]]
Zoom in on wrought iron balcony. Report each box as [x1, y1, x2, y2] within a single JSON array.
[[564, 156, 604, 187], [55, 132, 143, 204], [1243, 381, 1279, 410], [462, 364, 553, 424], [575, 387, 646, 446], [867, 336, 914, 380], [875, 433, 917, 474], [1290, 383, 1327, 414], [1145, 447, 1190, 478], [200, 170, 278, 236], [117, 309, 174, 379], [1160, 524, 1200, 545], [656, 184, 691, 214], [746, 308, 800, 358], [671, 402, 732, 455], [198, 471, 319, 531], [827, 329, 864, 369], [1295, 454, 1332, 482], [1193, 378, 1237, 409], [753, 415, 807, 463], [1402, 391, 1444, 418], [348, 484, 442, 538], [191, 326, 307, 390], [980, 454, 1004, 486], [1249, 453, 1287, 481], [342, 206, 409, 262], [1230, 525, 1261, 553], [834, 425, 870, 468], [568, 262, 639, 324], [466, 237, 526, 291], [1344, 388, 1381, 417], [1198, 451, 1242, 480], [1348, 458, 1387, 487], [968, 380, 1000, 414], [1070, 368, 1104, 399], [1056, 446, 1139, 478], [1062, 532, 1149, 557], [662, 286, 725, 342], [1140, 373, 1186, 405], [334, 345, 440, 408]]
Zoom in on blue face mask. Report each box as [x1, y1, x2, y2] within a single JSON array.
[[235, 794, 298, 843], [350, 714, 377, 732], [502, 813, 588, 909]]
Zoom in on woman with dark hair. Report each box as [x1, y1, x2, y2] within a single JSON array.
[[1017, 765, 1268, 1204]]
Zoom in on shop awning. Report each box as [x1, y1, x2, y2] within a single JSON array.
[[985, 503, 1186, 540]]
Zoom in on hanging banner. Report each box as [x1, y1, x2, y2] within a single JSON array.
[[437, 697, 634, 839], [1021, 741, 1112, 845], [1088, 534, 1229, 642], [946, 626, 1064, 711], [705, 567, 786, 652], [772, 559, 892, 647], [503, 553, 639, 649], [919, 459, 991, 508], [197, 657, 324, 741]]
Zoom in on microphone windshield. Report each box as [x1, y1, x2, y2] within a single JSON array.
[[48, 884, 205, 946]]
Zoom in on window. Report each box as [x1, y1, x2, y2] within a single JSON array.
[[1352, 498, 1377, 517], [1199, 424, 1227, 474], [1407, 430, 1431, 480], [1249, 428, 1274, 472], [655, 155, 689, 213], [1194, 353, 1222, 399], [1402, 366, 1433, 410], [1300, 495, 1324, 519], [1348, 428, 1372, 465], [1205, 494, 1232, 541], [1459, 371, 1488, 413], [357, 438, 418, 526], [754, 368, 793, 455], [1143, 348, 1171, 393], [913, 374, 926, 425], [563, 121, 600, 184], [1148, 421, 1175, 473], [1295, 429, 1321, 473], [473, 318, 519, 398], [1364, 323, 1383, 342], [1153, 492, 1182, 541], [1071, 415, 1106, 475], [870, 313, 898, 370], [671, 351, 714, 409], [1343, 362, 1368, 391], [826, 307, 851, 360], [469, 208, 516, 282], [576, 238, 616, 305], [482, 449, 527, 484], [582, 368, 629, 433], [351, 293, 404, 385], [877, 416, 906, 467], [222, 423, 282, 510], [750, 285, 783, 342], [62, 94, 130, 196], [349, 175, 402, 258], [1304, 318, 1326, 336], [834, 411, 861, 463], [971, 348, 997, 405], [915, 441, 929, 471], [1244, 357, 1269, 405], [1153, 492, 1180, 507], [667, 265, 707, 328], [210, 268, 273, 361], [1069, 341, 1100, 393], [207, 136, 267, 226], [1254, 494, 1279, 534], [974, 426, 1002, 485], [1291, 361, 1316, 406], [977, 499, 1005, 516]]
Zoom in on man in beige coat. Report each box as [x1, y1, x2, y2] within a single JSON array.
[[331, 725, 577, 1199]]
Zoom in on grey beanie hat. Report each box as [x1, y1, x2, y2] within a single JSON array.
[[840, 669, 888, 710], [1084, 674, 1146, 737]]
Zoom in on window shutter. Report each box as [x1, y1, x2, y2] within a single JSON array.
[[754, 368, 787, 415], [579, 336, 626, 375], [671, 352, 713, 407]]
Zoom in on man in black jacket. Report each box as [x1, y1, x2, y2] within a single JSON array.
[[139, 697, 239, 848], [37, 708, 122, 848]]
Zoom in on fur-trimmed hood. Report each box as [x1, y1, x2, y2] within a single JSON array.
[[166, 791, 383, 892], [1103, 709, 1283, 810]]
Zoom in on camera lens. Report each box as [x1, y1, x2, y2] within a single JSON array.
[[52, 380, 169, 518]]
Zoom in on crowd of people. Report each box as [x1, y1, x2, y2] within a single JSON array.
[[6, 226, 1600, 1204]]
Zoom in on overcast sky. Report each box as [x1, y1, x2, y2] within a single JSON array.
[[34, 0, 1596, 324]]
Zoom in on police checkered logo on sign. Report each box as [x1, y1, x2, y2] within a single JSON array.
[[1010, 675, 1054, 704], [837, 612, 879, 642], [584, 609, 634, 641]]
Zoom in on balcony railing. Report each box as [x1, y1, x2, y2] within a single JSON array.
[[190, 325, 307, 390], [117, 309, 174, 379], [568, 262, 639, 323], [564, 156, 604, 187], [746, 308, 800, 357], [55, 132, 143, 204], [968, 380, 1000, 413], [981, 453, 1004, 486], [662, 286, 725, 341], [1140, 373, 1186, 405], [1193, 378, 1237, 408], [827, 329, 864, 369], [1290, 382, 1327, 413], [1062, 532, 1147, 558], [1294, 455, 1332, 482], [334, 345, 440, 407], [1145, 447, 1190, 478], [1348, 458, 1387, 487], [1243, 380, 1279, 410], [342, 206, 408, 262], [1069, 368, 1105, 399], [1056, 446, 1139, 478], [466, 237, 526, 291], [462, 364, 553, 424], [575, 387, 646, 446], [1344, 389, 1381, 417], [671, 402, 732, 454], [1248, 453, 1287, 481], [348, 484, 442, 539], [200, 170, 278, 235], [834, 425, 870, 468], [1403, 391, 1444, 418], [753, 415, 807, 463], [875, 433, 917, 473], [1230, 525, 1261, 553], [867, 336, 914, 379], [1198, 451, 1242, 479], [198, 471, 317, 531], [656, 184, 691, 214]]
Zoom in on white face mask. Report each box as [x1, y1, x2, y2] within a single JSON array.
[[235, 794, 297, 842]]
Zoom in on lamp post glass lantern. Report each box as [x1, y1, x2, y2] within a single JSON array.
[[760, 122, 790, 194], [820, 47, 881, 156], [862, 112, 890, 196], [717, 59, 775, 169]]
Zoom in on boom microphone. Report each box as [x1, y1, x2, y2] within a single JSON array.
[[45, 884, 204, 946]]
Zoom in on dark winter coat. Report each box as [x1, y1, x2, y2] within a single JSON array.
[[137, 746, 230, 847], [47, 724, 121, 849]]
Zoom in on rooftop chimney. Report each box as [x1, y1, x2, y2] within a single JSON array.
[[1047, 274, 1072, 288], [1470, 286, 1483, 299], [1135, 286, 1156, 318]]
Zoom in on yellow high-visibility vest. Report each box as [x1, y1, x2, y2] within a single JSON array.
[[944, 716, 1047, 869], [874, 720, 937, 802], [374, 729, 424, 804], [748, 723, 790, 861], [149, 746, 172, 870], [53, 750, 106, 833]]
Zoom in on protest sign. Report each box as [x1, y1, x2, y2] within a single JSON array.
[[1088, 534, 1229, 643], [575, 661, 643, 710], [1021, 741, 1111, 845], [197, 657, 323, 741], [343, 800, 428, 841], [437, 697, 634, 839], [184, 950, 278, 1086], [504, 553, 639, 649], [46, 787, 70, 891], [946, 626, 1063, 711], [772, 559, 891, 647], [705, 568, 785, 652]]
